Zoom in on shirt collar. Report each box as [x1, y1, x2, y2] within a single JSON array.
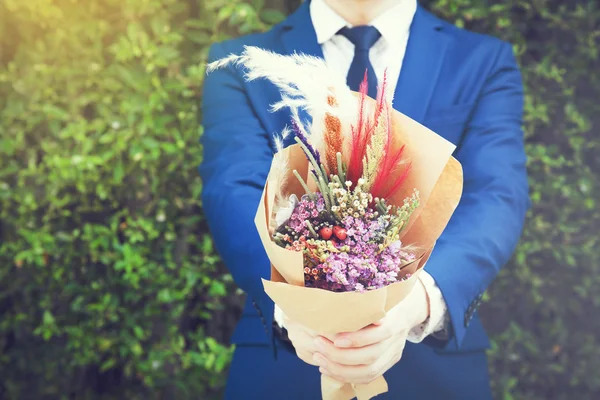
[[310, 0, 348, 44], [310, 0, 418, 45]]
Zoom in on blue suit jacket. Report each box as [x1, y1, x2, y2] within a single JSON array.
[[201, 2, 529, 398]]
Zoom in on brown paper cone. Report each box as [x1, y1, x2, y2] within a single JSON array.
[[321, 375, 388, 400], [260, 249, 431, 335], [255, 98, 463, 400]]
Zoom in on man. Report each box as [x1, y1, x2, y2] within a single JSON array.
[[200, 0, 529, 398]]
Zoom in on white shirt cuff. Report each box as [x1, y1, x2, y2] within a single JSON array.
[[274, 303, 286, 328], [406, 270, 449, 343]]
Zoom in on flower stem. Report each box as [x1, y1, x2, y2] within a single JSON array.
[[295, 137, 325, 184], [320, 163, 329, 184], [376, 198, 388, 215], [305, 220, 318, 238], [293, 169, 313, 198], [318, 176, 332, 211], [336, 152, 346, 183]]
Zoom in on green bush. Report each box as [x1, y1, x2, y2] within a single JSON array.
[[0, 0, 598, 399], [0, 0, 282, 398], [419, 1, 600, 399]]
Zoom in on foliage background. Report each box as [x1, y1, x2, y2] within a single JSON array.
[[0, 0, 598, 399]]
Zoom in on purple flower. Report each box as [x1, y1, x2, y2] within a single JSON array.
[[277, 190, 415, 292], [316, 196, 325, 212], [291, 119, 321, 166], [283, 193, 327, 239]]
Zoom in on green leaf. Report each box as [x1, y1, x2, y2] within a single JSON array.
[[113, 161, 124, 182], [187, 31, 212, 45], [252, 0, 265, 10], [260, 9, 286, 25], [131, 342, 143, 357], [208, 281, 226, 297], [134, 326, 145, 340], [100, 358, 117, 372], [43, 311, 55, 325], [158, 288, 172, 303]]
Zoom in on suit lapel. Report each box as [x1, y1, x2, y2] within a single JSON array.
[[393, 5, 450, 123], [280, 0, 324, 59], [263, 1, 323, 138], [270, 2, 449, 131]]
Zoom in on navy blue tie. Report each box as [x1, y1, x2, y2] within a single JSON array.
[[338, 26, 381, 99]]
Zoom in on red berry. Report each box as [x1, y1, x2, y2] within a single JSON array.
[[334, 228, 347, 241], [319, 227, 332, 240]]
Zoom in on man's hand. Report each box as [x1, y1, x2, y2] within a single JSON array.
[[282, 313, 337, 367], [311, 280, 430, 384]]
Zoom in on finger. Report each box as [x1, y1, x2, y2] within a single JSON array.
[[333, 322, 394, 348], [297, 350, 319, 366], [319, 366, 350, 384], [314, 335, 393, 366], [377, 334, 407, 375], [286, 322, 316, 341], [320, 332, 337, 342], [314, 353, 384, 385], [286, 322, 319, 354], [288, 330, 318, 354]]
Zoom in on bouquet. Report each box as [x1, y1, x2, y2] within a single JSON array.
[[270, 101, 420, 293], [208, 46, 462, 400]]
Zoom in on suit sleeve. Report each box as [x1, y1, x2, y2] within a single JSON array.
[[425, 42, 530, 350], [200, 43, 274, 311]]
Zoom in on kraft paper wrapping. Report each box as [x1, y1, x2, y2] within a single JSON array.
[[255, 98, 463, 400]]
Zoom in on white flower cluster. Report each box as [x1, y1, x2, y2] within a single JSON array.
[[329, 177, 373, 220]]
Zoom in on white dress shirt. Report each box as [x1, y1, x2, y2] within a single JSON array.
[[274, 0, 449, 343], [311, 0, 416, 97]]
